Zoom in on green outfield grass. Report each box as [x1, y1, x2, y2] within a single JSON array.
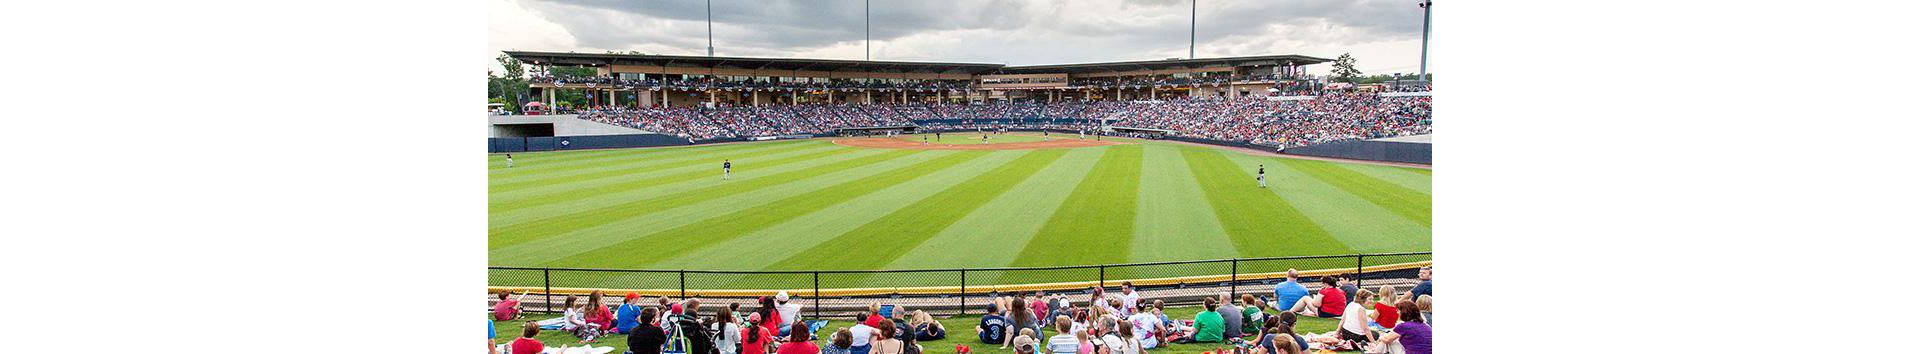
[[490, 138, 1430, 287]]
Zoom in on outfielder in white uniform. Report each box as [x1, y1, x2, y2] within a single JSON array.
[[1257, 164, 1267, 188], [722, 159, 731, 180], [506, 154, 514, 168]]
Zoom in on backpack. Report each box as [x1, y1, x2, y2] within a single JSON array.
[[664, 315, 719, 354]]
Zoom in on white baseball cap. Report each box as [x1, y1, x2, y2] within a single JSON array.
[[776, 291, 790, 302]]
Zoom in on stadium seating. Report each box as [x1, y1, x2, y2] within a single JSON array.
[[569, 93, 1431, 147]]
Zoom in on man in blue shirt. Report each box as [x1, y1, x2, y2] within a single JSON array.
[[1408, 266, 1432, 300], [1272, 269, 1309, 314]]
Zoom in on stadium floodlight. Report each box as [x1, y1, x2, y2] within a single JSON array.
[[706, 0, 715, 57], [1418, 0, 1431, 80]]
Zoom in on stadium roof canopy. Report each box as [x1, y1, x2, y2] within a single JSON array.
[[506, 51, 1333, 76], [504, 51, 1005, 74], [994, 54, 1333, 74]]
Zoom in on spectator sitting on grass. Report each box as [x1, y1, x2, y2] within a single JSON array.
[[744, 312, 777, 354], [1287, 276, 1345, 318], [716, 305, 742, 354], [493, 290, 529, 321], [823, 328, 854, 354], [1012, 333, 1039, 354], [1416, 295, 1432, 326], [776, 292, 804, 336], [615, 293, 645, 334], [1007, 297, 1043, 349], [1370, 286, 1400, 329], [1239, 294, 1268, 335], [512, 321, 546, 354], [1118, 283, 1140, 317], [873, 318, 907, 354], [1124, 302, 1160, 349], [1272, 269, 1308, 314], [1337, 274, 1360, 305], [977, 302, 1009, 345], [849, 312, 879, 354], [911, 310, 947, 341], [1370, 301, 1431, 354], [1337, 289, 1376, 345], [1046, 316, 1079, 354], [1113, 317, 1142, 354], [777, 322, 822, 354], [1216, 293, 1243, 339], [1408, 266, 1432, 302], [584, 291, 615, 340], [1190, 296, 1225, 343], [628, 307, 667, 354]]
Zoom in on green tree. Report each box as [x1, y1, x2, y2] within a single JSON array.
[[1331, 53, 1362, 84], [496, 53, 526, 80]]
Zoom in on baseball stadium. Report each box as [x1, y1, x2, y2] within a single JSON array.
[[488, 50, 1433, 354]]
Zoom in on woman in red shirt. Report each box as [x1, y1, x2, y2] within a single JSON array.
[[744, 312, 777, 354], [1315, 277, 1346, 318], [776, 322, 822, 354], [1371, 286, 1400, 328], [586, 290, 616, 334], [511, 321, 546, 354]]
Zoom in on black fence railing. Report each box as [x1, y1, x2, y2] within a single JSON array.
[[489, 252, 1430, 317]]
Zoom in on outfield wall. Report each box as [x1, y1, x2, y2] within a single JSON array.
[[1281, 139, 1432, 165], [488, 134, 694, 153]]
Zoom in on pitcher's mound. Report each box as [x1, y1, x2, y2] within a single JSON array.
[[834, 136, 1130, 150]]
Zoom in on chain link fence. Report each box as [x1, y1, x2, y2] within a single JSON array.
[[489, 252, 1430, 316]]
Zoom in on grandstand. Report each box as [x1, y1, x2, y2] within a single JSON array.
[[494, 51, 1431, 154], [502, 52, 1331, 107]]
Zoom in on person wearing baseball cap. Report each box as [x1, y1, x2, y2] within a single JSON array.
[[615, 292, 645, 334], [1011, 334, 1038, 354], [775, 291, 804, 336], [976, 302, 1008, 344]]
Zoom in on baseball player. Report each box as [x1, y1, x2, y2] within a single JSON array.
[[722, 159, 732, 180], [1257, 164, 1267, 188], [505, 154, 514, 168]]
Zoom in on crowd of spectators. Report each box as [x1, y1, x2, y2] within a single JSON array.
[[492, 268, 1434, 354], [530, 74, 973, 91], [563, 92, 1430, 147]]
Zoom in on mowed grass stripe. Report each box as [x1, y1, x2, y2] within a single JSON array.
[[1218, 153, 1430, 253], [490, 145, 852, 213], [768, 149, 1067, 272], [487, 149, 921, 249], [1130, 144, 1236, 262], [552, 151, 994, 268], [488, 148, 884, 227], [621, 151, 1032, 286], [487, 148, 645, 172], [489, 150, 957, 266], [1183, 147, 1353, 256], [1282, 159, 1432, 228], [488, 140, 791, 179], [1012, 144, 1144, 266], [490, 141, 822, 193], [880, 147, 1107, 270], [1331, 164, 1432, 195]]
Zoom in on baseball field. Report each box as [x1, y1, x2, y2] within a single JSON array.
[[489, 133, 1430, 280]]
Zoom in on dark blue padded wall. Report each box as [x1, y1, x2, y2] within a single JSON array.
[[1282, 140, 1431, 165]]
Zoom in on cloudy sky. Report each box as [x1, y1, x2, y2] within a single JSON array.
[[489, 0, 1431, 77]]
